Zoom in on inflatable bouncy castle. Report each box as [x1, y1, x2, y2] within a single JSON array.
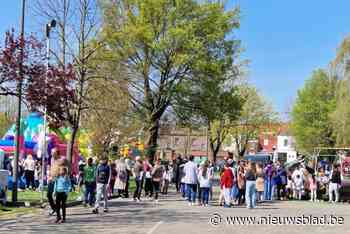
[[0, 112, 79, 174]]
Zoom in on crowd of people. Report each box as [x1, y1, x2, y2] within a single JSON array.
[[1, 147, 345, 224]]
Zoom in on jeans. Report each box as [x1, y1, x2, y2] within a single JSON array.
[[230, 185, 239, 200], [56, 192, 67, 220], [186, 184, 197, 203], [47, 181, 56, 211], [133, 178, 143, 200], [95, 183, 108, 210], [84, 182, 96, 206], [180, 183, 186, 198], [223, 186, 231, 206], [246, 180, 256, 208], [201, 187, 210, 205], [264, 178, 272, 200]]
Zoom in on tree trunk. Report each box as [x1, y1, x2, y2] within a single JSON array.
[[146, 118, 160, 163], [66, 125, 78, 173]]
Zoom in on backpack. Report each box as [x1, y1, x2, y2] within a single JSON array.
[[97, 164, 110, 184]]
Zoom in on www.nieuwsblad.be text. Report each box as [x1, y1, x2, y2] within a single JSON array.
[[209, 213, 345, 226]]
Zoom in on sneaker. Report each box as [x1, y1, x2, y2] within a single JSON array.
[[137, 199, 141, 202], [191, 202, 195, 206], [49, 210, 56, 216], [55, 219, 61, 224], [155, 200, 159, 203], [92, 208, 99, 214], [188, 202, 192, 206], [61, 219, 66, 223], [104, 208, 108, 213]]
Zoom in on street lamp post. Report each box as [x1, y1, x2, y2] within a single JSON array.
[[12, 0, 26, 205], [40, 19, 56, 203]]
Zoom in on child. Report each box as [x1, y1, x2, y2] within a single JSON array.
[[198, 162, 211, 206], [293, 174, 303, 200], [286, 175, 293, 200], [309, 174, 317, 202], [54, 167, 71, 223]]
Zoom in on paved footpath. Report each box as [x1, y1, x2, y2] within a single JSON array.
[[1, 190, 350, 234]]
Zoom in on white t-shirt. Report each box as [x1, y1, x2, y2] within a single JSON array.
[[24, 159, 35, 171]]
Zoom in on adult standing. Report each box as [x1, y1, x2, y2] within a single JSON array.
[[277, 164, 287, 200], [108, 162, 117, 198], [245, 161, 257, 209], [256, 163, 265, 202], [144, 157, 153, 198], [184, 155, 198, 206], [23, 154, 36, 190], [173, 155, 182, 192], [93, 156, 110, 214], [237, 165, 246, 205], [220, 162, 234, 208], [115, 158, 128, 198], [151, 159, 164, 202], [124, 158, 132, 198], [329, 164, 341, 203], [133, 156, 144, 202], [83, 157, 96, 207], [264, 161, 274, 200], [47, 148, 61, 216]]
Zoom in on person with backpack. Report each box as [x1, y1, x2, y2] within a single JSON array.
[[92, 156, 111, 214], [84, 157, 97, 207]]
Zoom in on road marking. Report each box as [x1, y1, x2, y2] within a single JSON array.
[[147, 221, 163, 234]]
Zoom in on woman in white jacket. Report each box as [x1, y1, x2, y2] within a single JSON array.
[[198, 161, 211, 206]]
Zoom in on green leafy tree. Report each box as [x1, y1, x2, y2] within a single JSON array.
[[99, 0, 240, 161], [291, 69, 337, 153], [227, 84, 277, 157], [330, 36, 350, 146]]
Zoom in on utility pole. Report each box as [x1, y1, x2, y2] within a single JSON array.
[[41, 19, 56, 203], [12, 0, 26, 205]]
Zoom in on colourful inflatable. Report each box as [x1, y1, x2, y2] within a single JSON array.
[[0, 112, 79, 174]]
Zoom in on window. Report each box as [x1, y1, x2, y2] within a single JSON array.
[[284, 139, 288, 147]]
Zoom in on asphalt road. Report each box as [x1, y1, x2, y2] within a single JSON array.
[[1, 188, 349, 234]]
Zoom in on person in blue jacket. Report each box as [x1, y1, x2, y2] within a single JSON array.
[[54, 167, 71, 224]]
